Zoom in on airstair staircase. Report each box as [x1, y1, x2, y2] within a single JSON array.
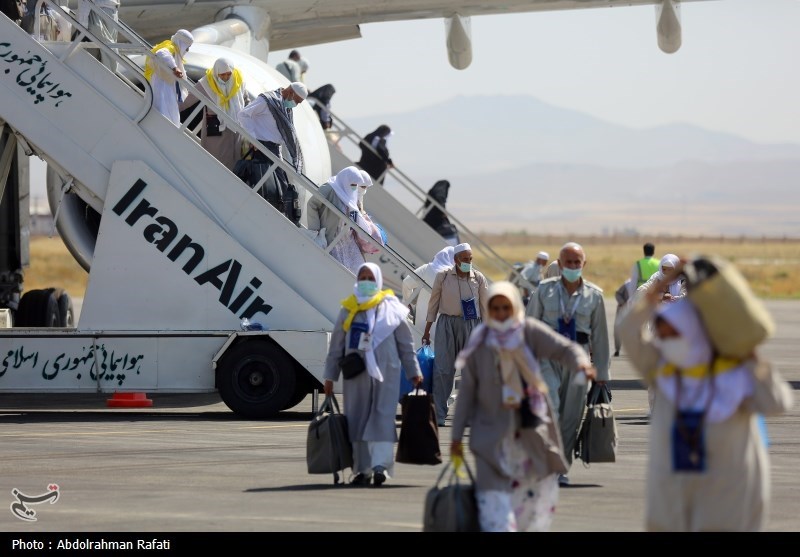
[[0, 3, 429, 338]]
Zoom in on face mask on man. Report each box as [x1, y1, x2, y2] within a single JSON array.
[[561, 267, 582, 283], [458, 262, 472, 273], [283, 99, 297, 110], [358, 187, 367, 203], [350, 184, 358, 192], [356, 280, 379, 298], [653, 335, 694, 368], [487, 317, 516, 333]]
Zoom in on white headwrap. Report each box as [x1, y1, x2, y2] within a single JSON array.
[[658, 253, 684, 296], [324, 167, 371, 233], [212, 57, 232, 82], [654, 298, 754, 423], [328, 166, 366, 213], [289, 81, 308, 99], [171, 29, 193, 56], [199, 58, 248, 120], [352, 262, 410, 382], [453, 243, 471, 259], [430, 246, 455, 274], [359, 169, 374, 187], [537, 251, 549, 261]]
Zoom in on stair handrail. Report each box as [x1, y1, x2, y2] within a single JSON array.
[[316, 101, 521, 282], [30, 0, 153, 123]]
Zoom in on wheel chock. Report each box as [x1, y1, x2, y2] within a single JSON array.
[[106, 392, 153, 408]]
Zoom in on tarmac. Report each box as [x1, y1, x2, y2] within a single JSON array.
[[0, 299, 797, 534]]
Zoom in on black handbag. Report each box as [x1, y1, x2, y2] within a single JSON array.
[[233, 152, 253, 183], [396, 389, 442, 465], [575, 383, 618, 464], [306, 394, 353, 484], [423, 460, 480, 532], [205, 114, 222, 137], [339, 352, 366, 379]]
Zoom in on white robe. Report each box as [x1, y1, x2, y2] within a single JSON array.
[[151, 48, 185, 126], [402, 262, 440, 341]]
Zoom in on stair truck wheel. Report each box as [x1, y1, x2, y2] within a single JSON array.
[[15, 289, 60, 327], [282, 385, 310, 410], [53, 288, 74, 327], [216, 339, 297, 419]]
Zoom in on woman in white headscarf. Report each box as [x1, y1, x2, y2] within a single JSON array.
[[635, 253, 689, 412], [353, 169, 386, 254], [402, 246, 455, 340], [306, 166, 377, 274], [451, 281, 595, 531], [323, 262, 423, 486], [144, 29, 194, 126], [182, 57, 250, 170], [637, 253, 686, 302], [619, 266, 792, 531]]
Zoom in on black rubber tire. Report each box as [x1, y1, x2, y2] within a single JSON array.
[[282, 385, 309, 410], [55, 289, 74, 327], [216, 339, 297, 419], [15, 289, 60, 327]]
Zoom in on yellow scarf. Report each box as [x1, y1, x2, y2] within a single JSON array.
[[144, 40, 180, 82], [205, 67, 243, 111], [657, 357, 741, 380], [340, 289, 393, 332]]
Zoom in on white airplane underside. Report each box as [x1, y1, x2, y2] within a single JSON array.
[[111, 0, 705, 69]]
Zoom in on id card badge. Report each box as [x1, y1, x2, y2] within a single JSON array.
[[348, 322, 369, 350], [461, 297, 479, 321], [557, 317, 577, 341], [672, 410, 706, 472], [358, 332, 372, 351]]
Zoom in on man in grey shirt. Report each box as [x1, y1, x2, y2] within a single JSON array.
[[526, 242, 610, 486]]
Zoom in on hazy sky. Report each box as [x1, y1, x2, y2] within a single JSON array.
[[272, 0, 800, 145]]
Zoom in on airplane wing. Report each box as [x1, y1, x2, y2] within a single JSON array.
[[117, 0, 713, 68]]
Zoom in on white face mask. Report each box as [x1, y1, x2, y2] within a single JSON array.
[[358, 188, 366, 203], [487, 318, 516, 333], [653, 336, 694, 368]]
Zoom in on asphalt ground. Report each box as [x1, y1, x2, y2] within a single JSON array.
[[0, 300, 797, 536]]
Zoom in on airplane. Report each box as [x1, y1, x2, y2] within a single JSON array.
[[0, 0, 710, 416], [117, 0, 691, 70], [2, 0, 704, 322]]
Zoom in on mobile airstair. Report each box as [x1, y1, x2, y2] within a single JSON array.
[[0, 3, 429, 417]]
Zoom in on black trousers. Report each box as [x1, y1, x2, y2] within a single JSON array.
[[249, 141, 300, 226]]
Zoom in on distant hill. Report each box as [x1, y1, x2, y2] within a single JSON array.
[[347, 95, 800, 236], [441, 159, 800, 236], [350, 95, 800, 174]]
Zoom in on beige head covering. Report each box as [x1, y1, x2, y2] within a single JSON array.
[[457, 282, 548, 413]]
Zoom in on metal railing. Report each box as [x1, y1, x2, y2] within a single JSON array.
[[315, 101, 522, 283]]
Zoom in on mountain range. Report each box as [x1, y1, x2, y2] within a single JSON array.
[[348, 95, 800, 236]]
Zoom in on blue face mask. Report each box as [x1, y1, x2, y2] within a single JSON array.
[[283, 99, 296, 110], [356, 280, 379, 297], [458, 262, 472, 273], [561, 267, 582, 283]]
